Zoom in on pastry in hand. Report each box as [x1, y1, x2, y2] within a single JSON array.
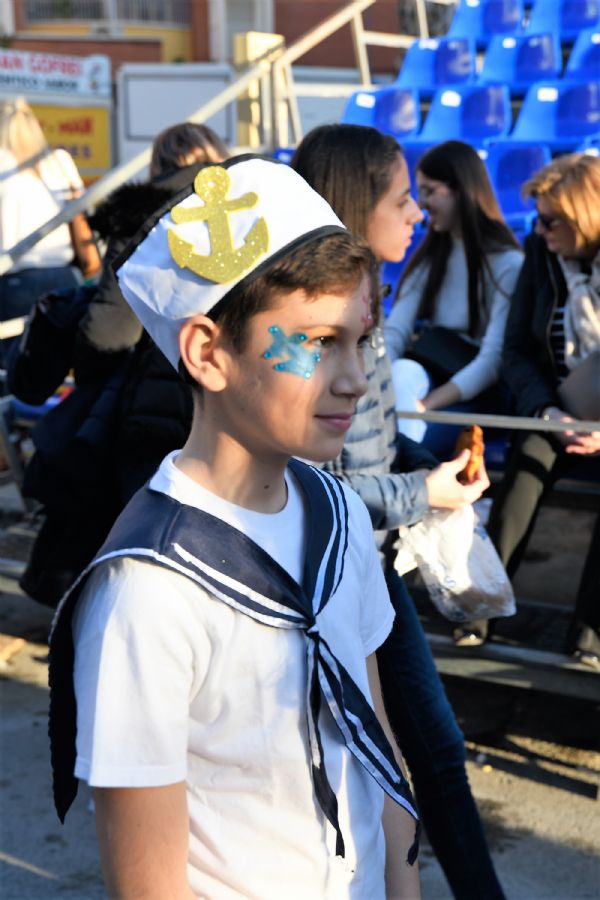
[[455, 425, 484, 482]]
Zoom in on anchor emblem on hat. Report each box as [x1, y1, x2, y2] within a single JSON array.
[[167, 166, 269, 284]]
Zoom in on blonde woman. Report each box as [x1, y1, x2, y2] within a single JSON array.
[[0, 97, 94, 362], [462, 153, 600, 662]]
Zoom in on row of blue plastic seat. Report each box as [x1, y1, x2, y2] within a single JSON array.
[[342, 80, 600, 155], [447, 0, 600, 47], [275, 127, 597, 239], [273, 138, 596, 315], [395, 29, 599, 99]]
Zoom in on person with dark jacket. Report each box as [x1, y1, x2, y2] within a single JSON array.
[[461, 153, 600, 666], [9, 122, 229, 606], [74, 122, 229, 501]]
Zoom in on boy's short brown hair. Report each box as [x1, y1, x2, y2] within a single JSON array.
[[179, 231, 379, 385], [213, 230, 379, 350]]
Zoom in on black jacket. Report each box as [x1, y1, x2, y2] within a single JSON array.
[[12, 166, 201, 607], [75, 162, 204, 373], [75, 165, 202, 500], [501, 232, 566, 417]]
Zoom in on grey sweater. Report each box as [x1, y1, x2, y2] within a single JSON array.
[[384, 241, 524, 400], [321, 329, 436, 550]]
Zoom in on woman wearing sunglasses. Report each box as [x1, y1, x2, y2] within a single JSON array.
[[461, 153, 600, 662], [384, 140, 523, 458]]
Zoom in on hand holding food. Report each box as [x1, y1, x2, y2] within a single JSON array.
[[454, 425, 484, 483]]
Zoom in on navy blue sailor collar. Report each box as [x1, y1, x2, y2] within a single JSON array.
[[49, 458, 419, 862]]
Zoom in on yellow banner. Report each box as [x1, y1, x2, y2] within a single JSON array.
[[31, 104, 111, 184]]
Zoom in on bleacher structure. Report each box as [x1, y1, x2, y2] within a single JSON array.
[[339, 0, 600, 698], [342, 0, 600, 252], [1, 0, 599, 700]]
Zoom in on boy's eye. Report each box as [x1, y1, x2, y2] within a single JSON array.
[[311, 335, 335, 348], [357, 333, 372, 349]]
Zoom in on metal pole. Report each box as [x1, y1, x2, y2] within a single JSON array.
[[281, 62, 303, 145], [274, 0, 375, 69], [414, 0, 429, 38], [0, 61, 269, 277], [350, 12, 372, 86], [396, 409, 600, 433], [103, 0, 119, 31], [259, 68, 273, 148]]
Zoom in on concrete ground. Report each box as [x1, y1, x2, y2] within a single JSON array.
[[1, 485, 599, 899]]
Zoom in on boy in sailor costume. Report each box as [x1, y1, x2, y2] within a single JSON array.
[[48, 156, 421, 899]]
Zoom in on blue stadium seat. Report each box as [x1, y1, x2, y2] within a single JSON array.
[[509, 80, 600, 152], [395, 37, 476, 98], [527, 0, 600, 44], [577, 137, 600, 154], [342, 87, 422, 141], [564, 27, 600, 81], [482, 141, 551, 234], [273, 147, 295, 164], [372, 87, 423, 140], [448, 0, 524, 48], [479, 32, 562, 95], [340, 89, 379, 127], [409, 84, 512, 148]]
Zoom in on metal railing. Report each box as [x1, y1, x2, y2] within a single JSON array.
[[1, 0, 443, 276], [25, 0, 102, 17], [0, 54, 275, 277], [24, 0, 191, 24], [270, 0, 426, 147], [396, 410, 600, 434]]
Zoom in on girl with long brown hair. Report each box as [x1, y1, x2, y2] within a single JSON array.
[[385, 140, 523, 456]]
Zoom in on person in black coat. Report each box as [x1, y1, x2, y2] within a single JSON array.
[[458, 153, 600, 666], [9, 122, 229, 606]]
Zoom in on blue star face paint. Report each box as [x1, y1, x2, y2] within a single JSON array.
[[262, 325, 321, 379]]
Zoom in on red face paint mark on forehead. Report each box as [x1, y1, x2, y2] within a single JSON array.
[[360, 286, 373, 330]]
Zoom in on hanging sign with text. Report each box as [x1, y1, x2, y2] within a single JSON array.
[[0, 49, 110, 98]]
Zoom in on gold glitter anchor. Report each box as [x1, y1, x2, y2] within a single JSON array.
[[167, 166, 269, 284]]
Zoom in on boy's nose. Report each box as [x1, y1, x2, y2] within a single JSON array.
[[333, 349, 368, 399]]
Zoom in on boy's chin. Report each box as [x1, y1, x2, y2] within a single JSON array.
[[300, 442, 346, 464]]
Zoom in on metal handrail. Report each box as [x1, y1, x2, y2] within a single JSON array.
[[273, 0, 376, 72], [0, 56, 273, 277], [269, 0, 379, 147], [396, 410, 600, 433], [0, 0, 432, 274]]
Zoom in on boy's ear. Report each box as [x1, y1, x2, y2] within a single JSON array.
[[179, 314, 230, 392]]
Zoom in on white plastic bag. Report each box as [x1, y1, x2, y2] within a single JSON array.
[[394, 505, 516, 622]]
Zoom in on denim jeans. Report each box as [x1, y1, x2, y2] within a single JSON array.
[[377, 570, 506, 900]]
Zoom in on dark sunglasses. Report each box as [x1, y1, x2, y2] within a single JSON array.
[[535, 212, 561, 232]]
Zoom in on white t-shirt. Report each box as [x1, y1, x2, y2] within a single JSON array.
[[73, 452, 395, 899], [0, 147, 83, 270]]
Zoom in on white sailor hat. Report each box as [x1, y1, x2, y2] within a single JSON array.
[[115, 154, 347, 369]]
